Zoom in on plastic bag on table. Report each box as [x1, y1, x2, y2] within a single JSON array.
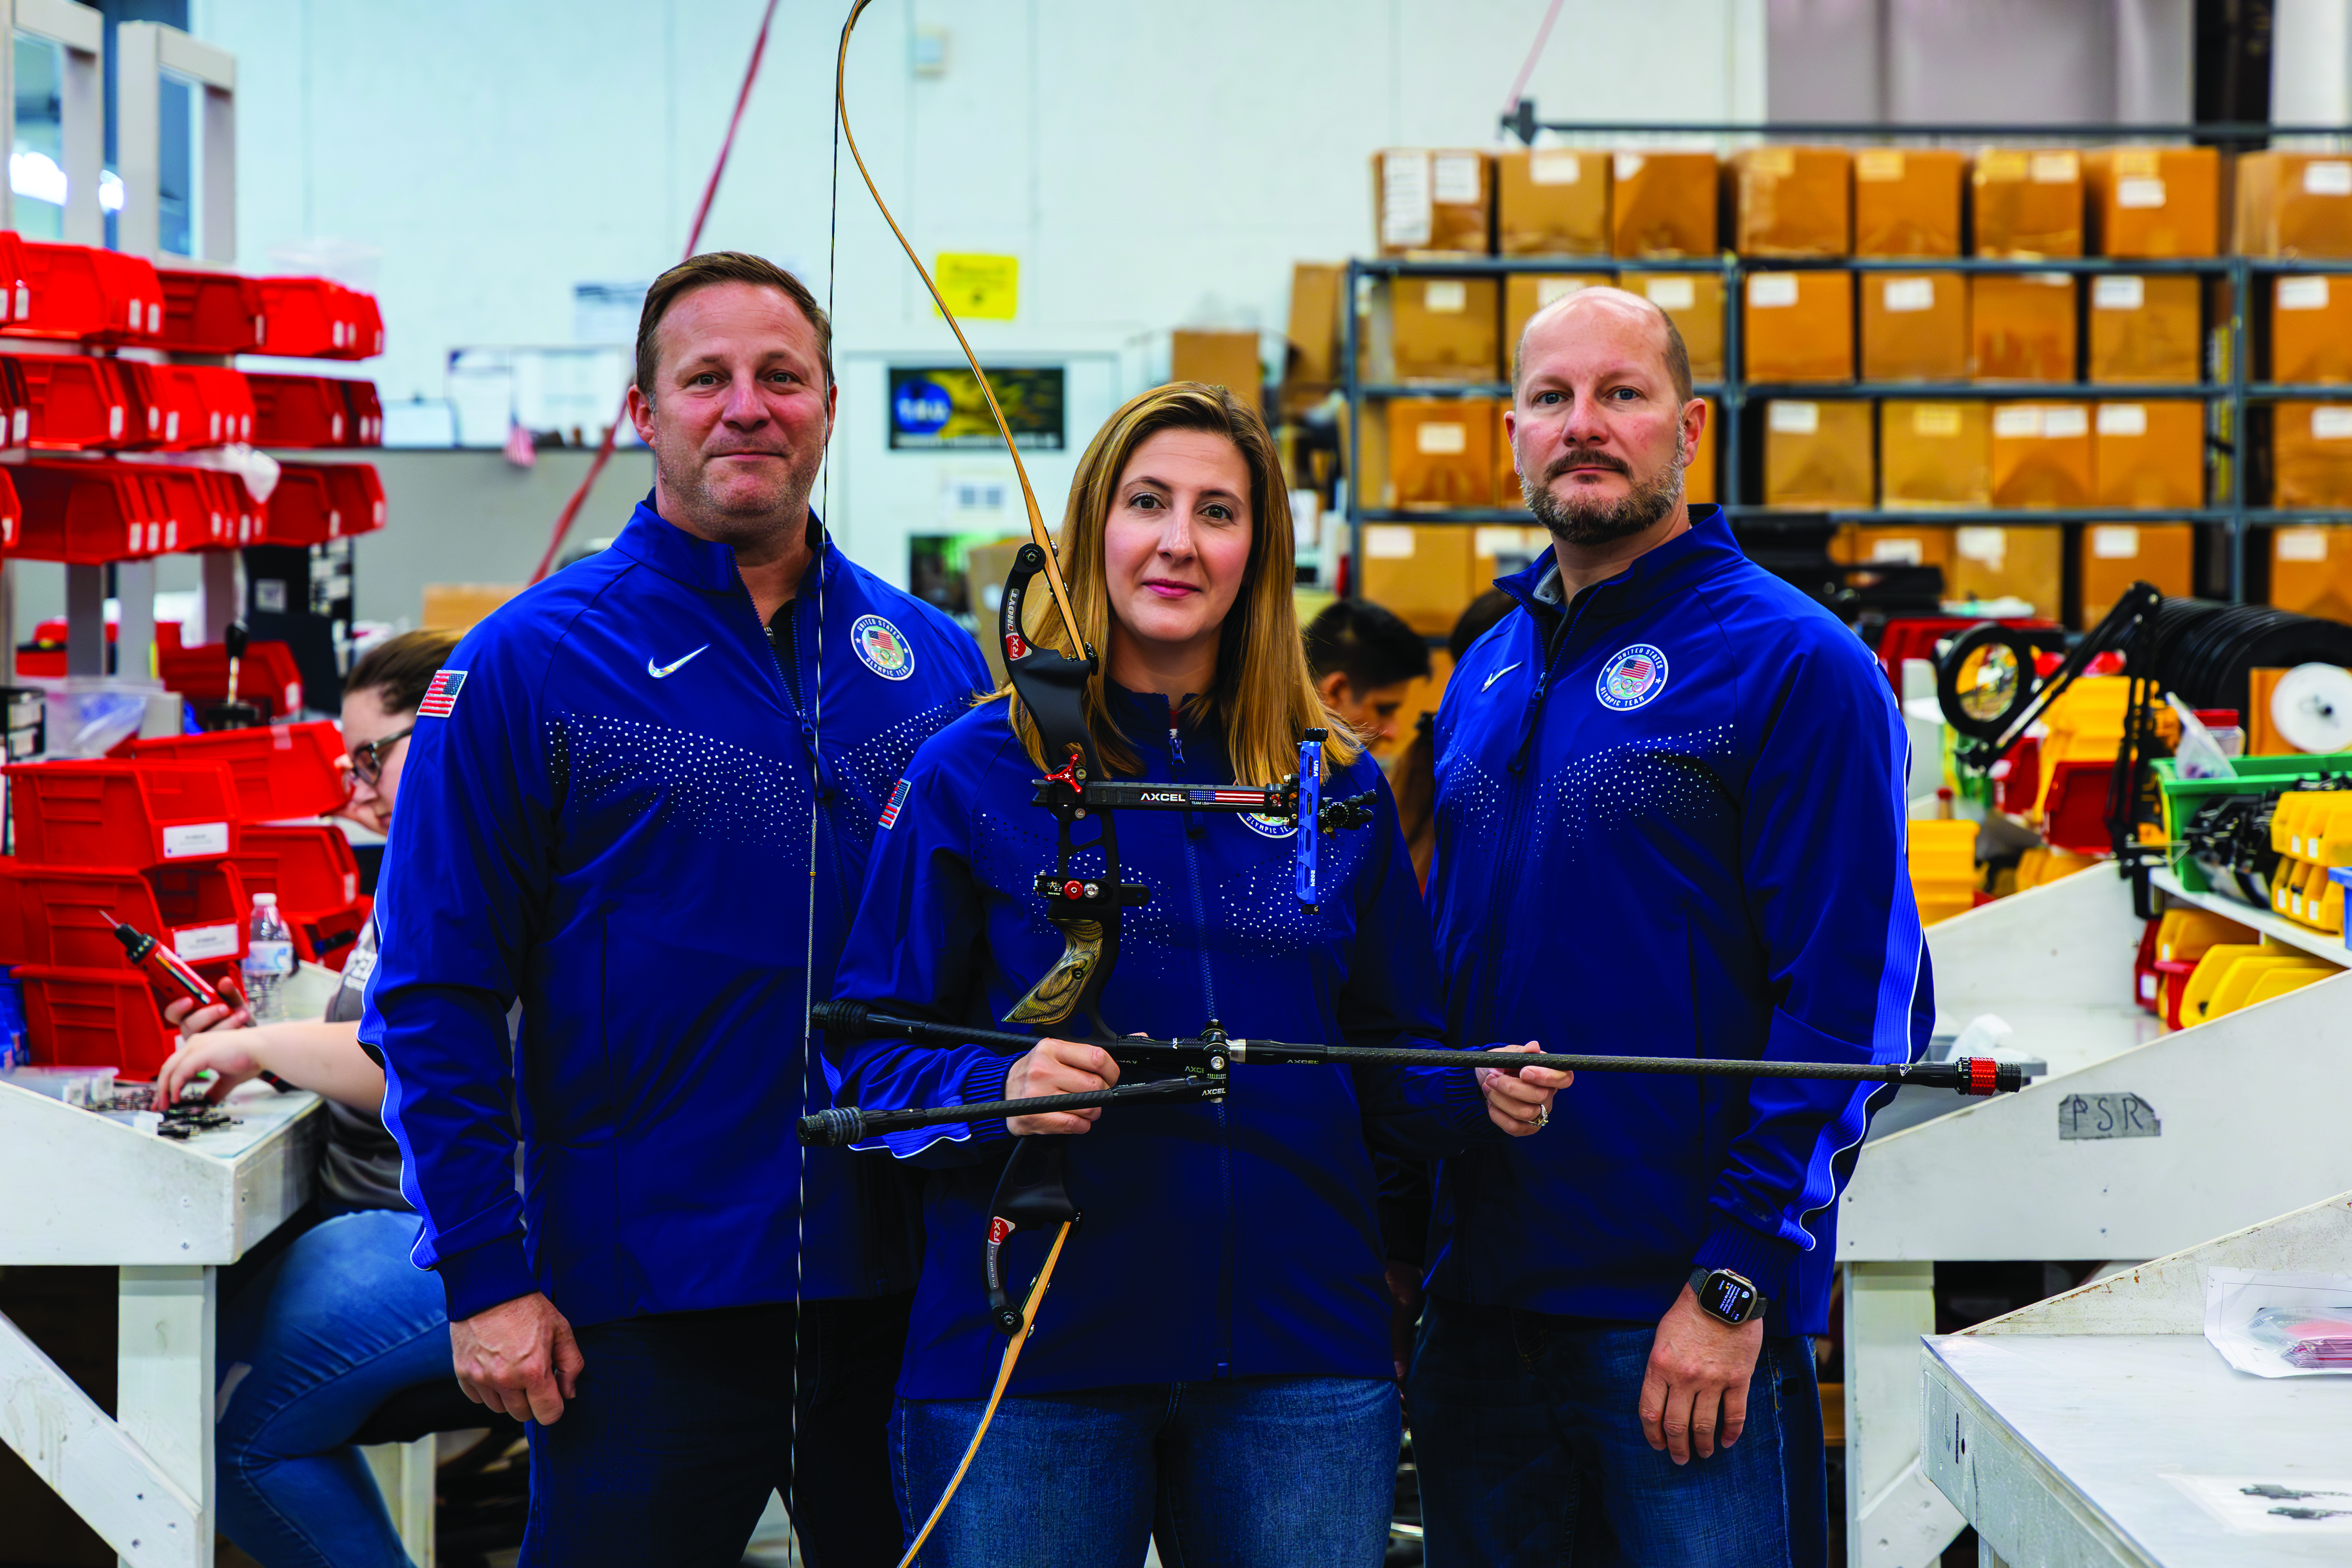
[[2206, 1267, 2352, 1378]]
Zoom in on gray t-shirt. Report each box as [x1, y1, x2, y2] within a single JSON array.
[[316, 919, 412, 1215]]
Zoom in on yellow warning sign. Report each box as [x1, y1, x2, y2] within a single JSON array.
[[933, 253, 1019, 321]]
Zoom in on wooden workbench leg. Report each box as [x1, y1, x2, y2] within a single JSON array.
[[119, 1265, 216, 1568], [1842, 1261, 1962, 1568]]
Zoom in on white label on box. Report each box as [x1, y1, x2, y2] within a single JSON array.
[[1433, 153, 1483, 205], [2279, 275, 2332, 311], [1530, 150, 1581, 185], [2092, 524, 2141, 559], [1993, 406, 2045, 439], [1614, 152, 1645, 181], [2117, 177, 2167, 209], [1424, 279, 1468, 314], [1644, 276, 1694, 312], [1365, 525, 1417, 559], [2029, 151, 2078, 184], [1956, 526, 2008, 564], [1748, 274, 1800, 309], [2041, 406, 2089, 439], [2278, 527, 2330, 562], [1911, 404, 1963, 437], [1881, 277, 1936, 313], [2304, 160, 2352, 197], [1475, 526, 1525, 556], [173, 923, 241, 961], [1416, 420, 1468, 455], [2315, 406, 2352, 440], [1855, 148, 1905, 183], [1536, 277, 1588, 307], [162, 822, 230, 859], [1768, 401, 1819, 435], [2093, 275, 2146, 311], [1381, 152, 1433, 248], [2096, 403, 2148, 437], [1868, 537, 1925, 564], [2030, 271, 2072, 289], [1289, 487, 1321, 548]]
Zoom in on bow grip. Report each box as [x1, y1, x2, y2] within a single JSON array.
[[1295, 729, 1325, 907]]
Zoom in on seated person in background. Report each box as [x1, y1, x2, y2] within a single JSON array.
[[155, 627, 461, 1568], [1303, 597, 1430, 751]]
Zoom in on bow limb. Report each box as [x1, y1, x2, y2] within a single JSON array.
[[835, 0, 1085, 658]]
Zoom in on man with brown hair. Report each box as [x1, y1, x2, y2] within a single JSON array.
[[364, 252, 990, 1564]]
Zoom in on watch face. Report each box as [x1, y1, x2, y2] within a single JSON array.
[[1704, 1273, 1757, 1323]]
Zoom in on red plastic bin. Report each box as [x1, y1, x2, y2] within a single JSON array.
[[8, 354, 132, 449], [16, 964, 175, 1077], [232, 823, 361, 913], [257, 277, 378, 359], [265, 461, 382, 543], [341, 380, 383, 446], [0, 356, 26, 446], [115, 361, 212, 450], [156, 265, 267, 355], [7, 243, 164, 343], [246, 373, 347, 446], [128, 721, 347, 823], [0, 230, 28, 325], [155, 640, 305, 720], [11, 461, 160, 563], [6, 760, 240, 867], [183, 365, 256, 446], [0, 861, 249, 968], [294, 898, 370, 970]]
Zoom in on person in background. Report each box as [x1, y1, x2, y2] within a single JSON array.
[[1303, 597, 1431, 752], [364, 252, 991, 1568], [1390, 589, 1513, 890], [153, 628, 460, 1568], [1410, 287, 1927, 1567]]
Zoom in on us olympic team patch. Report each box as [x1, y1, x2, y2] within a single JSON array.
[[851, 614, 916, 680], [1238, 811, 1297, 840], [1595, 644, 1668, 711]]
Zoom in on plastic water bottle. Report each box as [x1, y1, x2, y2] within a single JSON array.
[[242, 893, 296, 1023]]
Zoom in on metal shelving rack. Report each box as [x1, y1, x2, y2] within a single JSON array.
[[1341, 118, 2352, 616]]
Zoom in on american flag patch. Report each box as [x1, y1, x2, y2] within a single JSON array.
[[878, 778, 911, 828], [417, 669, 466, 719]]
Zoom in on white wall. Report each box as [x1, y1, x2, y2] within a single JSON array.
[[180, 0, 1761, 584]]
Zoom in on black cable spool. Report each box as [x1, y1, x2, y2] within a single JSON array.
[[2145, 598, 2352, 721]]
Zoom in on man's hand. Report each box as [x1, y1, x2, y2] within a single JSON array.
[[453, 1292, 584, 1425], [1004, 1038, 1119, 1137], [1639, 1283, 1764, 1464], [1476, 1042, 1571, 1137]]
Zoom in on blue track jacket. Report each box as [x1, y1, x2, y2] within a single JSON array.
[[1424, 508, 1930, 1335], [826, 684, 1501, 1399], [362, 501, 989, 1325]]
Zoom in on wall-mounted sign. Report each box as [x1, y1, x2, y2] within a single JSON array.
[[933, 252, 1019, 319], [889, 366, 1064, 451]]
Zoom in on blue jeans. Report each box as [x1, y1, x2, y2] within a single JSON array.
[[1409, 1295, 1826, 1568], [216, 1209, 454, 1568], [892, 1375, 1400, 1567]]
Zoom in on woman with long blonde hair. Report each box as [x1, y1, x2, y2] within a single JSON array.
[[826, 383, 1564, 1566]]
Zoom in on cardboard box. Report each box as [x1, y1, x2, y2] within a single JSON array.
[[1733, 146, 1852, 256], [1388, 398, 1498, 510], [1742, 270, 1853, 383], [1880, 401, 1991, 509], [1854, 147, 1964, 257], [1361, 523, 1476, 634], [1638, 272, 1724, 382], [1610, 150, 1718, 258], [1391, 275, 1501, 384], [1171, 330, 1263, 402], [1503, 271, 1616, 362], [1497, 147, 1610, 256], [1861, 271, 1968, 380], [2093, 400, 2205, 509], [2274, 400, 2352, 508], [2085, 146, 2221, 258], [1374, 149, 1492, 257], [1829, 524, 1954, 574], [2232, 152, 2352, 259], [1990, 402, 2093, 508], [2271, 273, 2352, 384], [2080, 523, 2194, 625], [1947, 524, 2063, 614], [2086, 273, 2201, 384], [1763, 399, 1874, 508], [1284, 263, 1346, 389], [1972, 148, 2085, 259], [2271, 526, 2352, 621], [1971, 272, 2078, 381], [421, 584, 519, 633]]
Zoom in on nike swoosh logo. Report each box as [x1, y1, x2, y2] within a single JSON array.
[[1481, 662, 1522, 694], [646, 644, 711, 679]]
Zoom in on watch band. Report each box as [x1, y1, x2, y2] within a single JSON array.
[[1690, 1265, 1765, 1325]]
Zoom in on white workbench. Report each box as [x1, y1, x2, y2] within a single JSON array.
[[1922, 1191, 2352, 1567], [0, 1072, 325, 1568]]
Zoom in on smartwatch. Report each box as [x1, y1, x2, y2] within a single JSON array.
[[1691, 1266, 1764, 1327]]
